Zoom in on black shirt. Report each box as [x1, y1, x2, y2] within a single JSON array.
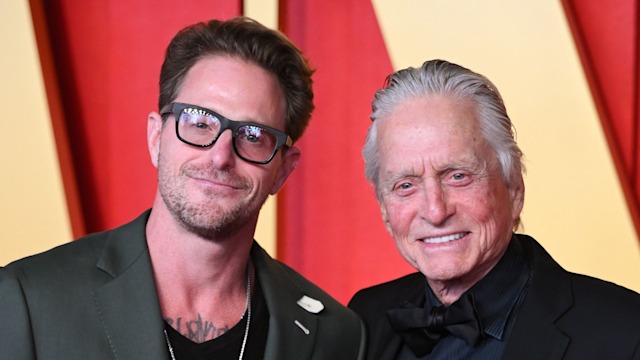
[[398, 238, 532, 359], [164, 276, 269, 360]]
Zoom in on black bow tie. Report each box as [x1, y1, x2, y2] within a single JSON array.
[[386, 293, 484, 357]]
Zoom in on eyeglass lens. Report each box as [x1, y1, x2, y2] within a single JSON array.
[[178, 107, 279, 163]]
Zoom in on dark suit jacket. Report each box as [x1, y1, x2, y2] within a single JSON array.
[[0, 210, 365, 360], [349, 234, 640, 359]]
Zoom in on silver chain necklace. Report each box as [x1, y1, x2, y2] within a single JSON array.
[[164, 270, 252, 360]]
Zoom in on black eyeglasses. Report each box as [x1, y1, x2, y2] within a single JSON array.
[[160, 102, 292, 164]]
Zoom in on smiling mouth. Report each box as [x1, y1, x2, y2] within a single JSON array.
[[189, 173, 246, 190], [421, 232, 469, 244], [195, 177, 240, 188]]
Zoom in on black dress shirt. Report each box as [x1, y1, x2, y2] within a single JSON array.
[[397, 239, 532, 359]]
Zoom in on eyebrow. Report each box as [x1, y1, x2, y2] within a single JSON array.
[[436, 158, 490, 178], [379, 169, 423, 190]]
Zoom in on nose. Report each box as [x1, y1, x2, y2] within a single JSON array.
[[208, 129, 236, 169], [420, 181, 452, 225]]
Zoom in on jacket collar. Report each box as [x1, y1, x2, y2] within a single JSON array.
[[92, 210, 323, 360], [501, 234, 571, 359], [251, 242, 320, 360], [93, 210, 169, 359]]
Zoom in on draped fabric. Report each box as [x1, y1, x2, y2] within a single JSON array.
[[33, 0, 241, 235], [278, 0, 414, 304], [28, 0, 640, 304], [34, 0, 411, 304], [278, 0, 640, 302], [561, 0, 640, 233]]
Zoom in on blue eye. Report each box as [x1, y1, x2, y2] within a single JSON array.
[[400, 183, 412, 189]]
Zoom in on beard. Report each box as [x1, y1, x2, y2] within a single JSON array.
[[157, 153, 269, 240]]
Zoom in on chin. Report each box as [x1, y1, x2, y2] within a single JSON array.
[[418, 260, 471, 281]]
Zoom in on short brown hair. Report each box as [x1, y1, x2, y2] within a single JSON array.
[[158, 16, 314, 142]]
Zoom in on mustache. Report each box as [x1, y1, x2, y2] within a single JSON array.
[[181, 164, 249, 189]]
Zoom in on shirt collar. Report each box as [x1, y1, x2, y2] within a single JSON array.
[[424, 236, 531, 340]]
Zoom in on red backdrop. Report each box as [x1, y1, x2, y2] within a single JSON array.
[[278, 0, 414, 303], [32, 0, 640, 304], [562, 0, 640, 235], [33, 0, 242, 234]]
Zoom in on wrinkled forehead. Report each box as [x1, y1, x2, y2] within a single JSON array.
[[375, 96, 499, 174], [377, 96, 483, 148]]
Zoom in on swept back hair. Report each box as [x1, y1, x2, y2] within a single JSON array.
[[363, 59, 524, 196]]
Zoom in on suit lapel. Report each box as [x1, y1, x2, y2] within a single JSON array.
[[502, 298, 569, 360], [251, 243, 319, 360], [502, 235, 571, 360], [93, 211, 169, 360], [370, 315, 403, 360], [376, 273, 425, 360]]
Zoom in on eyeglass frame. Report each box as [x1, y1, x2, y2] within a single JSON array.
[[160, 102, 293, 165]]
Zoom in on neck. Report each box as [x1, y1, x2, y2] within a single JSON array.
[[427, 280, 472, 306], [427, 264, 500, 306], [426, 245, 510, 306], [146, 202, 255, 280], [146, 201, 256, 342]]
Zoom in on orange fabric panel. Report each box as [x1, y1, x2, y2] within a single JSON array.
[[279, 0, 414, 304]]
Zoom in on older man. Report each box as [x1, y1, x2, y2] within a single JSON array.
[[349, 59, 640, 359], [0, 17, 364, 360]]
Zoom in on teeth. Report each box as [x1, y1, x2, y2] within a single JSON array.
[[422, 232, 468, 244]]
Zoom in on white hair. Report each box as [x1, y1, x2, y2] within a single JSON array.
[[363, 59, 525, 199]]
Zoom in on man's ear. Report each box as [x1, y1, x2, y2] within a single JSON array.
[[147, 112, 163, 169], [380, 201, 393, 236], [270, 146, 301, 195], [510, 174, 525, 221]]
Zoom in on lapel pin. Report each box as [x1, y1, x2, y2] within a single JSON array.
[[294, 320, 310, 335], [297, 295, 324, 314]]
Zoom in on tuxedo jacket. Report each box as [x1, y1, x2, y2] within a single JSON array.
[[349, 234, 640, 359], [0, 210, 365, 360]]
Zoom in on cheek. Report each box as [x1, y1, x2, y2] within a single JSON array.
[[462, 183, 507, 219], [466, 186, 516, 242], [383, 201, 415, 237], [384, 204, 421, 268]]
